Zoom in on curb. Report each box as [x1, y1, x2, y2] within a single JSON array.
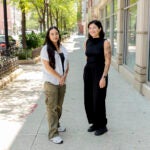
[[0, 56, 40, 89], [18, 56, 40, 64], [0, 68, 23, 89]]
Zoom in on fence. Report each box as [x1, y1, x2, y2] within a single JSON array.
[[0, 47, 19, 79]]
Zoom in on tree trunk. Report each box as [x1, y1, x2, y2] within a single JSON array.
[[49, 7, 53, 26], [20, 2, 27, 49], [64, 19, 66, 31], [56, 9, 59, 27], [43, 19, 46, 31], [60, 15, 62, 31], [39, 20, 43, 33], [47, 5, 49, 29]]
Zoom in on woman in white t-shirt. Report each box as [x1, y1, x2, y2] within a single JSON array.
[[40, 26, 69, 144]]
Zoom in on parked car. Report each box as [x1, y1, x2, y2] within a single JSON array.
[[0, 34, 16, 47], [0, 34, 16, 55]]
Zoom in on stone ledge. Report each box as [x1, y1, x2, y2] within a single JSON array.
[[18, 56, 40, 64], [0, 68, 23, 89], [32, 47, 42, 58]]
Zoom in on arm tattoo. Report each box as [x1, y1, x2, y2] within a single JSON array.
[[102, 43, 111, 77]]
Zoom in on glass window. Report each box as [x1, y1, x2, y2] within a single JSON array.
[[100, 8, 105, 27], [148, 16, 150, 81], [114, 0, 117, 13], [100, 8, 104, 19], [106, 4, 111, 16], [124, 0, 137, 71], [148, 50, 150, 81], [127, 0, 137, 5], [105, 18, 110, 39], [112, 15, 117, 56], [105, 4, 111, 39], [112, 0, 117, 56]]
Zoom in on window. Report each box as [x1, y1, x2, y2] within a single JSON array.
[[124, 0, 137, 71], [148, 15, 150, 81], [100, 1, 117, 57], [100, 8, 105, 28], [105, 4, 111, 40], [112, 0, 117, 56]]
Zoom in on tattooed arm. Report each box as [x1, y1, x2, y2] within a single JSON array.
[[103, 40, 111, 77], [99, 40, 111, 88]]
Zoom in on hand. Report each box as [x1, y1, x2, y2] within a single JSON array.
[[99, 77, 106, 88], [63, 73, 67, 81], [59, 76, 65, 86]]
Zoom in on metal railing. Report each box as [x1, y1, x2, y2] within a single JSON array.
[[0, 46, 19, 79]]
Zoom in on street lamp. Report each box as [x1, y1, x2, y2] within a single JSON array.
[[3, 0, 9, 56]]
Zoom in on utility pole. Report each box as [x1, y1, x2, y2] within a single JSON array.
[[3, 0, 10, 56]]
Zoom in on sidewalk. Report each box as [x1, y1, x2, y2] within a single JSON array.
[[1, 35, 150, 150]]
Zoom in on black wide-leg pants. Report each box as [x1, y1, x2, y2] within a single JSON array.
[[83, 63, 107, 128]]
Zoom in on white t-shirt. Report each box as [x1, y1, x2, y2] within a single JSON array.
[[40, 44, 69, 85]]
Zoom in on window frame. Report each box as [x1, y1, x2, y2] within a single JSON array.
[[147, 8, 150, 83], [111, 0, 117, 56], [123, 0, 137, 72]]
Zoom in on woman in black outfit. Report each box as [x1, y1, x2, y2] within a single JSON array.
[[83, 20, 111, 136]]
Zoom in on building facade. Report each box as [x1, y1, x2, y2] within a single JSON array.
[[0, 2, 21, 35], [84, 0, 150, 99]]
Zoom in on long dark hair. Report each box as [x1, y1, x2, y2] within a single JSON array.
[[88, 20, 105, 40], [44, 26, 61, 69]]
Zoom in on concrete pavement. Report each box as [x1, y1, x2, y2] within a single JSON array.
[[1, 35, 150, 150], [0, 63, 43, 150]]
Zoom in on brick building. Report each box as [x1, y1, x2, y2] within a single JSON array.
[[0, 2, 21, 35]]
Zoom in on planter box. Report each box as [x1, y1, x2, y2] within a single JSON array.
[[18, 56, 40, 64]]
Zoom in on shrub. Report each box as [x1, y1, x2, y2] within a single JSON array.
[[26, 33, 39, 49], [16, 52, 26, 60], [16, 49, 32, 60]]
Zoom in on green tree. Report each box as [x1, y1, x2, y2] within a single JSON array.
[[19, 0, 27, 49], [10, 0, 78, 37], [49, 0, 77, 32], [77, 0, 82, 22], [30, 0, 47, 32], [26, 12, 39, 30], [10, 0, 31, 49]]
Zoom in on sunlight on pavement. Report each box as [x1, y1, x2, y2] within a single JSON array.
[[0, 63, 43, 150], [17, 72, 42, 80], [63, 35, 85, 53], [0, 120, 23, 150], [0, 63, 43, 121]]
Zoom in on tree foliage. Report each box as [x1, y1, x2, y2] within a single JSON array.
[[29, 0, 77, 32], [76, 0, 82, 22], [9, 0, 78, 33], [29, 0, 47, 32], [10, 0, 31, 48]]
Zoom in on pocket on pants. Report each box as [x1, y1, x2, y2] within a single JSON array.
[[44, 82, 58, 106], [45, 91, 56, 105]]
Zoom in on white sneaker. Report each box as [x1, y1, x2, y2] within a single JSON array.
[[58, 126, 66, 132], [50, 136, 63, 144]]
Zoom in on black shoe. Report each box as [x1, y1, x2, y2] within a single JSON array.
[[94, 127, 108, 136], [87, 125, 97, 132]]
